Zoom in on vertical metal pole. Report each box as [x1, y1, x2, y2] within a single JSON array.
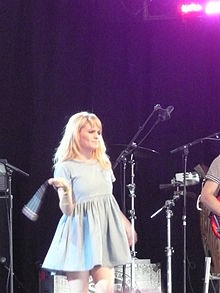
[[8, 172, 14, 293], [203, 257, 211, 293], [166, 207, 173, 293], [122, 158, 127, 292], [128, 154, 136, 292], [182, 147, 188, 293]]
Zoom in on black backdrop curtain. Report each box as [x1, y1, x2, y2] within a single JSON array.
[[1, 1, 220, 292]]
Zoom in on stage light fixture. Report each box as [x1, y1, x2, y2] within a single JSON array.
[[181, 3, 203, 13], [205, 1, 220, 14], [180, 0, 220, 15]]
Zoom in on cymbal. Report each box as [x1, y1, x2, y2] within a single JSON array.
[[109, 144, 159, 159], [159, 184, 197, 199], [159, 172, 200, 190]]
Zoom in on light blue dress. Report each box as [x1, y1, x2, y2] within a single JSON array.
[[42, 160, 131, 272]]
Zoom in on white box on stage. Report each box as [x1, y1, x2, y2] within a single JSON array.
[[54, 275, 70, 293], [115, 259, 161, 292], [39, 259, 161, 293]]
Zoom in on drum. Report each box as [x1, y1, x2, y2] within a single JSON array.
[[175, 171, 200, 186]]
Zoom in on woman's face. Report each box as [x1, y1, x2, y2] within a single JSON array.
[[78, 122, 101, 154]]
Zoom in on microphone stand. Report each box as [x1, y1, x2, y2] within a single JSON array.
[[170, 131, 220, 293], [113, 103, 161, 170], [182, 147, 188, 293], [170, 131, 220, 155], [0, 160, 29, 293], [150, 185, 181, 293], [121, 156, 128, 291], [113, 104, 169, 292], [127, 153, 136, 292]]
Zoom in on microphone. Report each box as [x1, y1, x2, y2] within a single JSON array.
[[158, 105, 174, 121], [0, 256, 7, 266], [0, 256, 9, 270]]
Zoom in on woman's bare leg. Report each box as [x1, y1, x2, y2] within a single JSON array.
[[67, 271, 89, 293], [91, 266, 114, 293]]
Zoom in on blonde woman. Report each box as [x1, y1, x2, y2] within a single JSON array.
[[42, 111, 137, 293]]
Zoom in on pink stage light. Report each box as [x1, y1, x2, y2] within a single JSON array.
[[181, 3, 203, 13], [205, 1, 220, 14]]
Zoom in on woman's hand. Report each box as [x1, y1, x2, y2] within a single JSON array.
[[125, 223, 138, 247], [48, 177, 74, 215], [48, 177, 71, 193], [120, 212, 138, 247]]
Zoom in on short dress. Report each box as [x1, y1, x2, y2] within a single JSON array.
[[42, 159, 131, 272]]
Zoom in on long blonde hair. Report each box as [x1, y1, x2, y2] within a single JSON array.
[[53, 112, 111, 169]]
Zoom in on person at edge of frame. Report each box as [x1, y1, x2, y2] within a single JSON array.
[[200, 154, 220, 216]]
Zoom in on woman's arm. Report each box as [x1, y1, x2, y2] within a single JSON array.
[[200, 180, 220, 215]]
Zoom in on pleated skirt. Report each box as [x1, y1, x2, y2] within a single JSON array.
[[42, 194, 131, 272]]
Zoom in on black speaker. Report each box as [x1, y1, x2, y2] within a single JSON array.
[[39, 270, 54, 293]]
